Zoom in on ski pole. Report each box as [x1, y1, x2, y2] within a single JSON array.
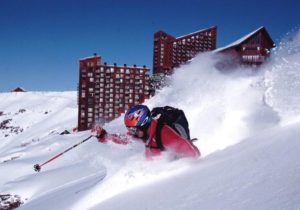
[[34, 135, 93, 172]]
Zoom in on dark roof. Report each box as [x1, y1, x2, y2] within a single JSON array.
[[11, 87, 26, 92]]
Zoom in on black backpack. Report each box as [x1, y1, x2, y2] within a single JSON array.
[[151, 106, 191, 150]]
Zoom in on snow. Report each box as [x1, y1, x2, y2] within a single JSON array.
[[93, 123, 300, 210], [1, 29, 300, 210]]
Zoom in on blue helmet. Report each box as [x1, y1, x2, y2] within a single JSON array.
[[124, 105, 151, 128]]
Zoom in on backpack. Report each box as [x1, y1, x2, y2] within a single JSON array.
[[151, 106, 191, 150]]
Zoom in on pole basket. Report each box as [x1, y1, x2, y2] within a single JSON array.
[[34, 164, 41, 172]]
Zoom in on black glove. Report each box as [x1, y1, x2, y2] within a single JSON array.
[[97, 128, 107, 139]]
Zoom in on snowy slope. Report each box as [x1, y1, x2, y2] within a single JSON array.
[[0, 29, 300, 210], [93, 122, 300, 210]]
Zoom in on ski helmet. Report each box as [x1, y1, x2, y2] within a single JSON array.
[[124, 105, 151, 129]]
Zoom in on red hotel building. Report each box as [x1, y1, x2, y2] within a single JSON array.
[[78, 54, 150, 131], [153, 26, 217, 74]]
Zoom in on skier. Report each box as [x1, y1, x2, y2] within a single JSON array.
[[94, 105, 200, 159]]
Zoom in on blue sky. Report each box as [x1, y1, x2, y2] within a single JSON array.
[[0, 0, 299, 91]]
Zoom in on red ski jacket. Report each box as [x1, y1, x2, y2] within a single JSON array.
[[97, 119, 200, 159]]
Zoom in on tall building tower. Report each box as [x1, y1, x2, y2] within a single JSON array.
[[153, 26, 217, 75], [78, 54, 150, 131]]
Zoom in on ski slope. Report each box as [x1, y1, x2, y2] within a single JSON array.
[[0, 29, 300, 210]]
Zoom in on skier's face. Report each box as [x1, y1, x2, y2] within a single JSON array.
[[127, 127, 145, 139], [135, 129, 144, 138]]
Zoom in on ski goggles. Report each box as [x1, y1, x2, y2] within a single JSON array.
[[126, 126, 138, 135]]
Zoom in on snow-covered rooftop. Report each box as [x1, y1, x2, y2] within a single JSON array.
[[214, 26, 265, 52], [79, 54, 100, 61], [176, 26, 217, 40]]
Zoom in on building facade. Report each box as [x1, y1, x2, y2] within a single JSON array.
[[153, 26, 217, 74], [215, 26, 275, 67], [78, 54, 150, 131]]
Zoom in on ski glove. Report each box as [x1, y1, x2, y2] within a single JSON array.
[[97, 129, 107, 142]]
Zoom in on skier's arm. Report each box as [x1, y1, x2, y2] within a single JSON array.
[[93, 128, 130, 145], [104, 133, 131, 145]]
